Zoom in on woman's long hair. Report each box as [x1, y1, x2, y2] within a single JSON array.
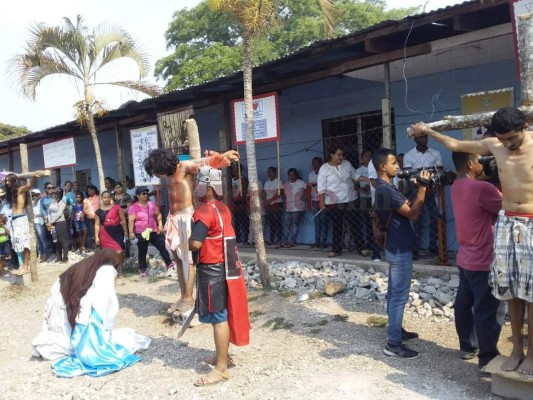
[[4, 173, 19, 208], [59, 248, 121, 329]]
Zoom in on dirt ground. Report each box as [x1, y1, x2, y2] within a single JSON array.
[[0, 260, 514, 400]]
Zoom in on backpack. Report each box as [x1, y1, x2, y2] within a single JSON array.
[[369, 203, 393, 248]]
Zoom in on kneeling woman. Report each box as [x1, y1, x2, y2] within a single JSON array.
[[32, 249, 150, 377]]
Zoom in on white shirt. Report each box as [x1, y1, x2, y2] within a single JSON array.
[[308, 171, 319, 201], [284, 179, 307, 212], [33, 200, 44, 224], [355, 165, 371, 198], [317, 160, 358, 205], [403, 147, 443, 169], [263, 178, 283, 204]]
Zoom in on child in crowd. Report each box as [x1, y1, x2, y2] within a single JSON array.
[[280, 168, 306, 248], [0, 215, 10, 274], [72, 193, 88, 253]]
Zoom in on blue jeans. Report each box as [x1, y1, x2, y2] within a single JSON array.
[[413, 189, 438, 251], [311, 201, 329, 245], [34, 223, 49, 256], [385, 249, 413, 346], [454, 267, 501, 367], [281, 211, 304, 244]]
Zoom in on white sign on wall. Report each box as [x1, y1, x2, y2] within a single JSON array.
[[42, 137, 77, 169], [231, 92, 280, 145], [130, 125, 160, 186]]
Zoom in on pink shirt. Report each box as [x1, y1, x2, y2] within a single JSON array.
[[451, 178, 502, 271], [128, 201, 158, 234]]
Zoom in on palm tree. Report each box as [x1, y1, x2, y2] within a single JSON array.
[[9, 15, 160, 190], [208, 0, 338, 288]]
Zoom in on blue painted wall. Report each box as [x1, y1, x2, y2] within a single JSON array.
[[0, 58, 517, 249]]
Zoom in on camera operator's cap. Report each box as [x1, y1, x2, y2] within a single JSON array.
[[31, 188, 41, 195], [197, 166, 223, 196], [135, 187, 149, 195]]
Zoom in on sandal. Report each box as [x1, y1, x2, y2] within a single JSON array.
[[203, 355, 236, 369], [194, 368, 230, 387]]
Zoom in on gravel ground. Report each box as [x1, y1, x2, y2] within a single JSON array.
[[0, 257, 512, 400]]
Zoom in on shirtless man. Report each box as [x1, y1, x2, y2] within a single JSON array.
[[410, 106, 533, 376], [5, 172, 43, 275], [143, 149, 239, 319]]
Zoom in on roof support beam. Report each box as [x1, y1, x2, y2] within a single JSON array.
[[453, 15, 484, 32]]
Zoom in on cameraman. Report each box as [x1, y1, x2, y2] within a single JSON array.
[[450, 152, 502, 376], [373, 148, 430, 359], [403, 135, 443, 259]]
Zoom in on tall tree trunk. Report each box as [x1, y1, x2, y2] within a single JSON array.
[[186, 118, 201, 160], [86, 110, 105, 190], [243, 34, 270, 288]]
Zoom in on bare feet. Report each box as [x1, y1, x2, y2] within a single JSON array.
[[203, 355, 236, 369], [12, 266, 29, 275], [194, 368, 230, 387], [167, 298, 194, 315], [501, 352, 525, 372], [517, 355, 533, 376]]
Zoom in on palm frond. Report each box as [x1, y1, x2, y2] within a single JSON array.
[[316, 0, 339, 39], [95, 80, 162, 97]]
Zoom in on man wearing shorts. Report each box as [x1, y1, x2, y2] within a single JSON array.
[[411, 106, 533, 375], [189, 166, 249, 386], [143, 148, 239, 319]]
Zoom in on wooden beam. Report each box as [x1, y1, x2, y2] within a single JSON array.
[[453, 15, 484, 32], [364, 38, 398, 54], [256, 43, 432, 94], [19, 143, 38, 284]]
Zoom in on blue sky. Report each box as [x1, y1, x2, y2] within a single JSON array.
[[0, 0, 463, 131]]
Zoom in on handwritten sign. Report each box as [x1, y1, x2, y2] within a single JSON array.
[[130, 125, 160, 186], [231, 92, 280, 145], [43, 137, 76, 169]]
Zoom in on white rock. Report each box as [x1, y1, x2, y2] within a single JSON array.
[[284, 277, 297, 289]]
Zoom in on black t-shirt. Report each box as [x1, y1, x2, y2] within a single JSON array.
[[375, 178, 416, 253]]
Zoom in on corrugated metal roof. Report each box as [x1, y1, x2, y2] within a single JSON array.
[[3, 0, 509, 147]]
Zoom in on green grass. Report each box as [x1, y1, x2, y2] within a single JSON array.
[[249, 310, 265, 322], [279, 290, 297, 298], [303, 319, 329, 328], [333, 314, 349, 322], [367, 315, 387, 327], [248, 292, 269, 302], [263, 317, 294, 331]]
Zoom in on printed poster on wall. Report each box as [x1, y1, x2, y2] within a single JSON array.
[[43, 137, 76, 169], [130, 125, 160, 186], [231, 92, 280, 145]]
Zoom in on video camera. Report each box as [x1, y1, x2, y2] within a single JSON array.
[[397, 166, 456, 187]]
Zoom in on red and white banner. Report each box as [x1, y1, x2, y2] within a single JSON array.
[[231, 92, 280, 145], [42, 137, 76, 169]]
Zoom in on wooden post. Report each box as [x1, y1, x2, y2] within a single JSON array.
[[437, 186, 450, 266], [115, 122, 126, 185], [519, 14, 533, 106], [19, 143, 38, 283], [186, 118, 201, 160], [382, 62, 392, 149], [276, 140, 281, 196]]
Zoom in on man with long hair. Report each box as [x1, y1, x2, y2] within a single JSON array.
[[143, 148, 239, 320], [5, 173, 36, 275]]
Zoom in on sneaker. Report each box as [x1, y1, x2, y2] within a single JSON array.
[[460, 348, 479, 360], [402, 328, 419, 341], [383, 343, 420, 359], [139, 270, 147, 278], [478, 367, 490, 378]]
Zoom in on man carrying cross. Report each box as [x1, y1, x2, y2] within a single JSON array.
[[410, 106, 533, 376]]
